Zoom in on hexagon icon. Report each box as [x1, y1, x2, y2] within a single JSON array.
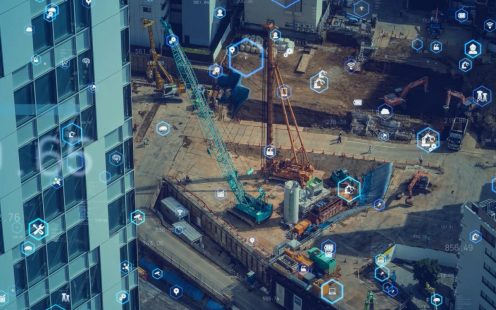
[[386, 285, 399, 297], [43, 4, 59, 22], [270, 29, 282, 42], [166, 34, 179, 47], [276, 84, 292, 99], [228, 38, 264, 78], [271, 0, 301, 9], [115, 290, 129, 305], [215, 188, 226, 200], [82, 0, 95, 9], [121, 260, 132, 275], [170, 285, 184, 299], [99, 170, 111, 184], [152, 268, 163, 280], [416, 127, 440, 153], [473, 85, 492, 107], [372, 199, 386, 211], [492, 177, 496, 193], [28, 218, 49, 241], [208, 64, 223, 79], [214, 7, 226, 19], [353, 0, 370, 18], [464, 39, 482, 59], [320, 278, 344, 305], [429, 41, 443, 54], [31, 54, 42, 66], [263, 144, 277, 159], [459, 58, 473, 73], [20, 241, 36, 256], [108, 151, 123, 167], [47, 305, 65, 310], [156, 121, 171, 136], [321, 239, 337, 258], [130, 210, 146, 226], [484, 19, 496, 32], [375, 254, 388, 267], [0, 290, 9, 307], [469, 229, 482, 244], [337, 176, 361, 203], [455, 8, 469, 23], [430, 293, 443, 307], [310, 70, 329, 94], [377, 103, 393, 120], [411, 38, 423, 52], [61, 123, 83, 146], [374, 266, 390, 282]]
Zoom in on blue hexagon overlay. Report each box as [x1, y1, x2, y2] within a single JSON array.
[[464, 39, 482, 59], [99, 170, 111, 184], [377, 103, 393, 120], [61, 123, 83, 146], [344, 57, 358, 73], [263, 144, 277, 159], [47, 305, 65, 310], [353, 0, 370, 18], [455, 8, 469, 23], [43, 4, 59, 22], [152, 268, 163, 280], [337, 176, 361, 203], [228, 38, 264, 78], [20, 241, 36, 256], [430, 293, 443, 307], [271, 0, 301, 9], [115, 290, 129, 305], [492, 177, 496, 193], [458, 58, 473, 73], [372, 199, 386, 211], [416, 127, 440, 153], [320, 278, 344, 305], [310, 70, 329, 94], [374, 266, 390, 282], [166, 34, 179, 47], [469, 229, 482, 244], [121, 260, 132, 275], [411, 38, 423, 52], [276, 84, 292, 99], [208, 64, 223, 79], [28, 218, 49, 241], [321, 239, 337, 257], [484, 19, 496, 32], [375, 254, 388, 267], [66, 152, 85, 174], [429, 41, 443, 54], [473, 85, 492, 107], [156, 121, 172, 136], [170, 285, 184, 299], [81, 0, 94, 9], [108, 151, 123, 167], [130, 210, 146, 226], [270, 29, 282, 41], [386, 285, 399, 297], [214, 7, 226, 19]]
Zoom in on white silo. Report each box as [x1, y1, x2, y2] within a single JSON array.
[[284, 181, 300, 224]]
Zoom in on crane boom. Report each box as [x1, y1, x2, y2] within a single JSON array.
[[161, 20, 272, 223]]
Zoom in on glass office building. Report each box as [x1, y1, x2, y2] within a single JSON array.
[[0, 0, 138, 309]]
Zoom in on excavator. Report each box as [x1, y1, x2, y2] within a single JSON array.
[[142, 19, 184, 98], [405, 170, 431, 205], [383, 76, 429, 106], [444, 89, 475, 110]]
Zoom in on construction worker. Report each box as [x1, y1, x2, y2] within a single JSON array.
[[419, 155, 423, 166], [337, 132, 342, 144], [368, 145, 372, 154]]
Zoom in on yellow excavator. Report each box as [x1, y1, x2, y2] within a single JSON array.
[[142, 19, 184, 97]]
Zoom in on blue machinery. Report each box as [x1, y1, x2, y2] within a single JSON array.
[[161, 20, 272, 224]]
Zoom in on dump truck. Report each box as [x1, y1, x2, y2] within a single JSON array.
[[447, 117, 468, 151]]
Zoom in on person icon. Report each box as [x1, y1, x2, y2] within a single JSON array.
[[468, 43, 478, 55], [273, 32, 279, 39], [216, 9, 224, 18]]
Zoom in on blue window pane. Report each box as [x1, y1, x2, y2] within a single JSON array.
[[64, 169, 86, 209], [0, 35, 4, 77], [60, 116, 81, 156], [18, 139, 39, 181], [47, 233, 67, 272], [50, 283, 70, 307], [56, 58, 78, 100], [90, 263, 102, 297], [43, 185, 64, 222], [70, 271, 90, 307], [106, 145, 124, 183], [30, 297, 50, 310], [23, 195, 43, 233], [75, 0, 90, 31], [54, 1, 74, 43], [26, 246, 47, 286], [124, 139, 133, 173], [126, 190, 135, 214], [14, 83, 35, 127], [67, 223, 88, 260], [32, 15, 53, 53], [123, 84, 131, 119], [108, 196, 125, 234], [14, 260, 27, 295], [39, 128, 60, 169], [121, 28, 130, 65], [35, 70, 56, 114], [128, 239, 137, 269], [78, 50, 93, 90], [81, 106, 97, 144]]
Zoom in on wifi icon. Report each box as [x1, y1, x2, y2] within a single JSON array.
[[485, 19, 496, 32]]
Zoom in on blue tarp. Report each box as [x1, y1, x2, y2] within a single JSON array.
[[230, 85, 250, 116], [205, 299, 225, 310], [359, 163, 393, 205]]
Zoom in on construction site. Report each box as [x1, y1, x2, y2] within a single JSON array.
[[131, 1, 496, 309]]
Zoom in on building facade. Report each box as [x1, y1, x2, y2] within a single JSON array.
[[456, 200, 496, 310], [0, 0, 138, 309]]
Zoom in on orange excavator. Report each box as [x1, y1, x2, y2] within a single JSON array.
[[384, 76, 429, 106], [444, 90, 475, 110], [405, 170, 431, 205]]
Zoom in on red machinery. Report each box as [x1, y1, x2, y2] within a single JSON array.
[[444, 90, 475, 110], [384, 76, 429, 106], [406, 170, 431, 205]]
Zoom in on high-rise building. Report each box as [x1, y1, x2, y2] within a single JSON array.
[[456, 199, 496, 310], [0, 0, 138, 309]]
